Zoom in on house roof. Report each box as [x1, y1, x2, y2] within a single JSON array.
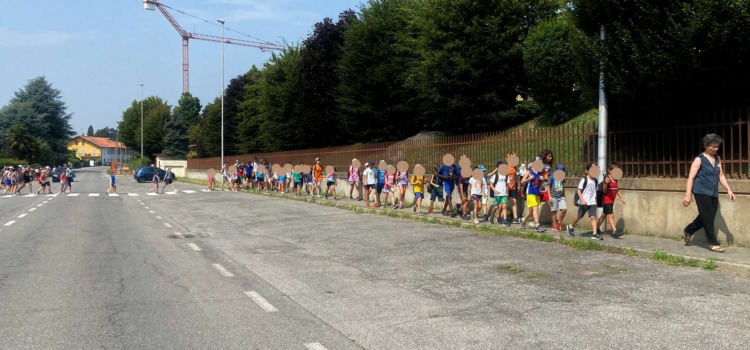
[[76, 136, 127, 149]]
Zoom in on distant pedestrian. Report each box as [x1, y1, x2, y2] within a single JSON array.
[[567, 162, 600, 239], [396, 167, 409, 209], [362, 162, 377, 207], [683, 134, 735, 253], [148, 169, 160, 193], [220, 162, 229, 191], [597, 163, 625, 238], [312, 158, 323, 198], [163, 167, 177, 193], [106, 173, 117, 194], [324, 166, 337, 200], [427, 166, 444, 214], [205, 172, 215, 191], [348, 160, 361, 200], [410, 171, 427, 214], [549, 164, 568, 232], [468, 167, 487, 224]]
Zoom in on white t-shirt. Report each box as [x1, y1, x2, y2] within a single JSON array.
[[577, 176, 597, 206], [363, 168, 376, 185], [489, 174, 507, 196], [468, 177, 486, 196]]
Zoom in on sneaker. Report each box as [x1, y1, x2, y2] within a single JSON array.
[[462, 215, 471, 221], [502, 221, 511, 227], [473, 218, 479, 224], [365, 203, 370, 208], [374, 202, 380, 208], [591, 233, 603, 240], [566, 224, 575, 237], [513, 218, 521, 225], [520, 218, 526, 227], [535, 225, 546, 233], [489, 217, 495, 224], [399, 204, 404, 209]]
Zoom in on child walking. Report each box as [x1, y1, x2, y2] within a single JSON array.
[[468, 168, 487, 224], [549, 164, 568, 232], [520, 164, 545, 232], [106, 173, 117, 194], [348, 160, 361, 200], [324, 166, 337, 200], [427, 166, 444, 214], [567, 162, 602, 240], [597, 163, 625, 238], [488, 161, 510, 226], [410, 170, 427, 214]]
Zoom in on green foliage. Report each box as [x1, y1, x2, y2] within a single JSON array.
[[162, 114, 189, 159], [0, 158, 27, 166], [86, 125, 94, 136], [118, 96, 171, 159], [94, 126, 117, 139], [128, 155, 150, 171], [199, 97, 222, 157], [237, 66, 264, 154], [4, 124, 41, 163], [524, 15, 597, 123]]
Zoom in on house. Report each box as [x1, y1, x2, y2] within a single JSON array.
[[67, 136, 134, 165]]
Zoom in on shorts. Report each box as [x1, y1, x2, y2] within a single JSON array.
[[526, 194, 540, 208], [508, 189, 519, 200], [4, 179, 10, 186], [493, 196, 507, 205], [430, 186, 444, 202], [550, 197, 567, 211], [540, 191, 550, 203], [376, 183, 384, 194], [166, 179, 173, 185], [577, 204, 597, 218], [349, 179, 359, 185], [443, 183, 454, 196], [42, 181, 50, 187], [66, 178, 72, 186], [279, 176, 286, 182], [471, 194, 482, 201], [365, 184, 375, 192], [382, 186, 392, 193], [603, 203, 614, 215], [222, 175, 229, 183], [294, 181, 302, 187], [415, 192, 424, 199]]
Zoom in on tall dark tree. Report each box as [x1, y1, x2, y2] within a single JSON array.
[[237, 66, 264, 154], [224, 74, 251, 156], [86, 125, 94, 136], [199, 98, 222, 157], [172, 92, 202, 127], [118, 96, 170, 158], [162, 114, 189, 158], [338, 0, 425, 142], [255, 47, 303, 152], [94, 126, 117, 139], [297, 10, 356, 147], [4, 124, 41, 163], [4, 76, 74, 162]]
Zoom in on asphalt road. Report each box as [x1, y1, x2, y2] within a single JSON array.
[[1, 166, 749, 349]]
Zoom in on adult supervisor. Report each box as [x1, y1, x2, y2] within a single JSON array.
[[682, 134, 736, 252]]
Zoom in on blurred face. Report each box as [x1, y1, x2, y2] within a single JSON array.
[[705, 143, 720, 155], [546, 154, 553, 161]]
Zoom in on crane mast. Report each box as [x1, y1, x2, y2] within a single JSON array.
[[143, 0, 283, 93]]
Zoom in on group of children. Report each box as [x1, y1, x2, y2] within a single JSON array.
[[212, 152, 624, 239], [2, 164, 74, 195]]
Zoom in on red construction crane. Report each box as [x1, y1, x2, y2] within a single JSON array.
[[143, 0, 284, 93]]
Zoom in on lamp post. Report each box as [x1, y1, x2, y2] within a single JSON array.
[[139, 83, 144, 159], [217, 18, 225, 167]]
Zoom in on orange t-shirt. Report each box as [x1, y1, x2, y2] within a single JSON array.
[[312, 164, 323, 180], [507, 167, 517, 190]]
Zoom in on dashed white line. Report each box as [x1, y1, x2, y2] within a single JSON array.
[[156, 216, 162, 219], [4, 221, 16, 227], [165, 191, 177, 195], [244, 291, 279, 312], [28, 208, 36, 212], [183, 190, 196, 194], [67, 193, 80, 197], [2, 195, 13, 198], [17, 214, 27, 218], [212, 263, 234, 277], [36, 204, 43, 207], [108, 193, 120, 197], [43, 201, 48, 203], [163, 223, 173, 228], [88, 193, 99, 197], [149, 210, 155, 214], [304, 343, 328, 350], [147, 193, 158, 196], [174, 232, 184, 238], [187, 243, 202, 251], [144, 206, 150, 209], [23, 194, 36, 197]]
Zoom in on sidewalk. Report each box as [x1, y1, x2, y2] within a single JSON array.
[[206, 183, 750, 275]]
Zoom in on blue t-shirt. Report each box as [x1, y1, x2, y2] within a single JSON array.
[[377, 169, 386, 184], [438, 165, 457, 186], [527, 169, 541, 196], [110, 174, 116, 185], [245, 165, 252, 176]]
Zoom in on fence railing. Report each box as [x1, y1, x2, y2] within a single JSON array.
[[187, 107, 750, 179]]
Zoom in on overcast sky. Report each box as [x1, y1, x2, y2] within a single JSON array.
[[0, 0, 363, 135]]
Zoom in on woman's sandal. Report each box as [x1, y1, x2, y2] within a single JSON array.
[[683, 231, 692, 246], [709, 245, 725, 253]]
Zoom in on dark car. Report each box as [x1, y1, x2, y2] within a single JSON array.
[[51, 167, 65, 182], [134, 166, 166, 183]]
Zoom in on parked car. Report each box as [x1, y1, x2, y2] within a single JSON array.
[[51, 167, 65, 182], [133, 166, 166, 183]]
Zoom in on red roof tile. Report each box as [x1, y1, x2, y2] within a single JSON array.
[[78, 136, 127, 149]]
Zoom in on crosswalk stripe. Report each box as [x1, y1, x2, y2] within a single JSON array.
[[108, 193, 120, 197], [88, 193, 99, 197], [183, 190, 196, 194], [68, 193, 80, 197], [128, 193, 139, 196], [147, 193, 158, 196]]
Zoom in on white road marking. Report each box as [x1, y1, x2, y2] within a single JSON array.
[[89, 193, 99, 197], [183, 190, 196, 194], [205, 232, 214, 237], [165, 191, 177, 195], [4, 221, 16, 227], [36, 204, 43, 207], [128, 193, 139, 196], [174, 232, 184, 238], [17, 214, 27, 218], [3, 195, 13, 198], [108, 193, 120, 197], [140, 203, 145, 205], [23, 194, 36, 197], [187, 243, 202, 251], [149, 210, 155, 214], [28, 208, 36, 212], [212, 263, 234, 277], [156, 216, 162, 219], [144, 206, 150, 209], [304, 343, 328, 350], [147, 193, 158, 196], [68, 193, 79, 197], [244, 291, 279, 312], [43, 201, 48, 204], [163, 223, 173, 228]]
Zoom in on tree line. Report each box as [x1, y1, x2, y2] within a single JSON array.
[[117, 0, 750, 160]]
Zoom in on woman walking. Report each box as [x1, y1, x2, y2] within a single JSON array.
[[682, 134, 736, 253]]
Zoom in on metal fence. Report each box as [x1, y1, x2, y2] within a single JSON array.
[[187, 107, 750, 179]]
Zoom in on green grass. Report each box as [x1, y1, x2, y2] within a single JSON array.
[[561, 238, 602, 251], [651, 250, 703, 267], [498, 264, 524, 274], [625, 247, 636, 256], [702, 259, 718, 270]]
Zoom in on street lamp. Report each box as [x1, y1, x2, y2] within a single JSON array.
[[217, 18, 225, 166], [139, 83, 144, 159]]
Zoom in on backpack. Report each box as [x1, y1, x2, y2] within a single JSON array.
[[573, 176, 598, 207], [596, 181, 604, 208], [489, 174, 500, 198]]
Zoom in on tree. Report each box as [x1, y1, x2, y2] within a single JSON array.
[[338, 0, 425, 142], [224, 74, 252, 156], [3, 76, 74, 162], [94, 126, 117, 139], [86, 125, 94, 136], [4, 124, 41, 163], [172, 92, 202, 126], [162, 114, 189, 158], [118, 96, 170, 158], [237, 66, 264, 154], [199, 98, 222, 157], [297, 10, 356, 147], [523, 15, 597, 123], [255, 47, 303, 152]]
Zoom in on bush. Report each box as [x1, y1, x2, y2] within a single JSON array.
[[0, 158, 27, 166], [128, 156, 150, 171]]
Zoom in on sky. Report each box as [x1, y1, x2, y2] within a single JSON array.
[[0, 0, 364, 136]]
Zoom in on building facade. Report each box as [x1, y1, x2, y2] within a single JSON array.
[[67, 136, 134, 165]]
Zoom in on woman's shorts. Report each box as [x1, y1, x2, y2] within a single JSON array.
[[526, 194, 541, 208], [471, 194, 482, 201], [603, 203, 614, 215], [382, 186, 392, 193], [508, 189, 519, 199], [414, 192, 424, 199]]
